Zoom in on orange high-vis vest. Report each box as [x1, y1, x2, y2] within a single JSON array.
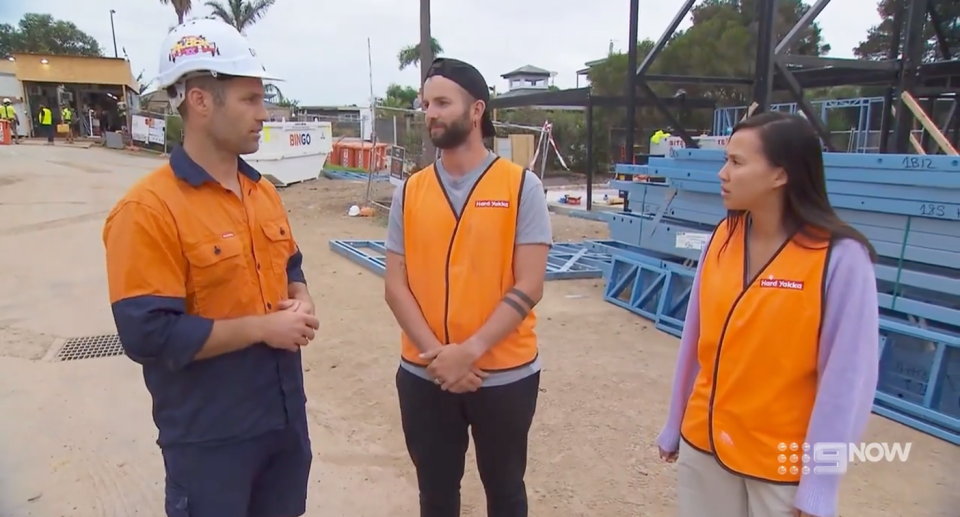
[[400, 157, 538, 371], [681, 218, 829, 483]]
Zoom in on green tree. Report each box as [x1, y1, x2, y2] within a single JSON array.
[[0, 13, 102, 57], [160, 0, 194, 24], [275, 97, 299, 110], [398, 37, 443, 71], [380, 83, 419, 108], [135, 70, 150, 94], [577, 0, 834, 166], [854, 0, 960, 61], [690, 0, 830, 55], [205, 0, 277, 33]]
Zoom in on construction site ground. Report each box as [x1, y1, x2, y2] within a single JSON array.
[[0, 144, 955, 517]]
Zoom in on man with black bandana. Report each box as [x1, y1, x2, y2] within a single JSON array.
[[383, 58, 552, 517]]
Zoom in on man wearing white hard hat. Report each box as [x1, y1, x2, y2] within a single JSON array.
[[102, 19, 318, 517], [1, 98, 20, 144]]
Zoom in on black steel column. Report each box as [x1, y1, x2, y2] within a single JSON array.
[[949, 104, 960, 148], [752, 0, 776, 113], [927, 0, 953, 60], [893, 0, 927, 154], [625, 0, 640, 163], [878, 0, 905, 153], [634, 0, 699, 148]]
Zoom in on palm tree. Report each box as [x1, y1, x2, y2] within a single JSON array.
[[160, 0, 194, 24], [204, 0, 277, 33], [397, 37, 442, 71], [135, 70, 150, 94], [264, 83, 284, 103]]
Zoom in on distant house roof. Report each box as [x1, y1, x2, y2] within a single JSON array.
[[11, 53, 139, 90], [576, 57, 611, 76], [300, 105, 361, 111], [145, 88, 285, 106], [141, 89, 165, 102], [494, 88, 549, 99], [501, 65, 552, 79]]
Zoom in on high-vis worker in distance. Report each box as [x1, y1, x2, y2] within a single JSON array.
[[1, 98, 19, 144], [656, 112, 879, 517], [102, 18, 318, 517], [37, 103, 54, 145], [61, 103, 75, 144], [384, 57, 552, 517]]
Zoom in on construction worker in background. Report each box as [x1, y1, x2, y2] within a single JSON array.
[[1, 98, 20, 144], [102, 18, 318, 517], [61, 103, 75, 144], [650, 128, 673, 146], [385, 57, 552, 517], [37, 103, 54, 145], [413, 87, 423, 110], [656, 112, 878, 517]]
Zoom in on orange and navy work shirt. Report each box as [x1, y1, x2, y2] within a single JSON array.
[[400, 158, 538, 371], [103, 146, 307, 447], [680, 218, 830, 483]]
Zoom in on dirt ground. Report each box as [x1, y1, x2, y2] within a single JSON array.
[[282, 178, 958, 517], [0, 145, 955, 517]]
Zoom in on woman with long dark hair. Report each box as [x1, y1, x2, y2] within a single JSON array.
[[656, 112, 880, 517]]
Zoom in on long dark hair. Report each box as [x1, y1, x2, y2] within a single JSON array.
[[722, 112, 878, 262]]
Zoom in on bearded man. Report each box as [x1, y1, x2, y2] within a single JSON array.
[[383, 57, 552, 517]]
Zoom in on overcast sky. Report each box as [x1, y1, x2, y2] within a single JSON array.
[[3, 0, 881, 106]]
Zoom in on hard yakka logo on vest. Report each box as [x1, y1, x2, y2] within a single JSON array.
[[474, 199, 510, 208], [758, 276, 805, 290]]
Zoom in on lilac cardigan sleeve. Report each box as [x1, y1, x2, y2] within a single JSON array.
[[655, 239, 880, 517], [655, 246, 707, 453], [794, 239, 879, 517]]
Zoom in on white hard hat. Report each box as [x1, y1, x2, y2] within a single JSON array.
[[156, 18, 281, 108], [2, 98, 9, 104]]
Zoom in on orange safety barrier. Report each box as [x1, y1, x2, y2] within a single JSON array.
[[0, 120, 10, 145], [330, 141, 388, 170]]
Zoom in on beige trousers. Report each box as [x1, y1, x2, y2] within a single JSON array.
[[677, 440, 797, 517]]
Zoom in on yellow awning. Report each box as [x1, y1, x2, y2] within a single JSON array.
[[12, 53, 139, 91]]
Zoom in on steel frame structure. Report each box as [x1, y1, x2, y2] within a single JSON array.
[[486, 86, 718, 212], [716, 95, 960, 153], [625, 0, 959, 155], [488, 0, 958, 210]]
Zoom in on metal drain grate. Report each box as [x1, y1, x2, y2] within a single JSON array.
[[55, 334, 125, 361]]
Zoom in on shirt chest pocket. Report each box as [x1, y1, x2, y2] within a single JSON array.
[[259, 220, 293, 279], [183, 237, 246, 310]]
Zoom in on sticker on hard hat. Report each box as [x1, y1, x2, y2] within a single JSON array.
[[289, 133, 312, 146], [168, 35, 220, 63]]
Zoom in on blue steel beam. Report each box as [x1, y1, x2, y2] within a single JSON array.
[[607, 215, 960, 319], [328, 240, 613, 281]]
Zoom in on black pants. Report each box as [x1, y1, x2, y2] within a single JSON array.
[[396, 367, 540, 517]]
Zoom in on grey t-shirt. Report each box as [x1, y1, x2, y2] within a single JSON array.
[[386, 151, 553, 387]]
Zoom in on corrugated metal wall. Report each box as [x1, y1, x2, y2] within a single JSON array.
[[0, 73, 30, 136]]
